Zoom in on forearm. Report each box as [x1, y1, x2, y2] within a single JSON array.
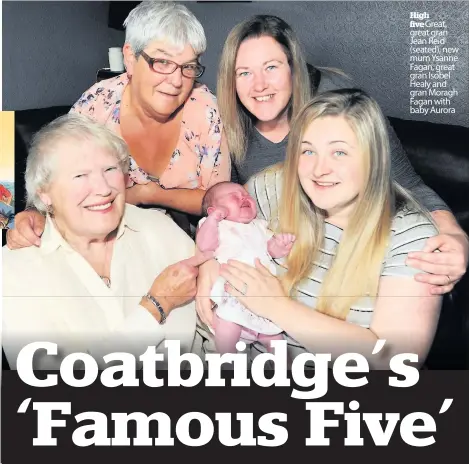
[[431, 209, 467, 236], [269, 299, 382, 366], [196, 217, 220, 252], [156, 188, 205, 216], [127, 185, 205, 216], [89, 301, 167, 368]]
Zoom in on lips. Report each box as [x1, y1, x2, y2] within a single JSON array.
[[253, 94, 274, 102], [159, 91, 179, 97], [84, 199, 114, 211], [312, 181, 340, 191], [241, 199, 253, 208]]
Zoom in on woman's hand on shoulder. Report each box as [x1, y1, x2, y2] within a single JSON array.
[[406, 231, 469, 295], [6, 210, 46, 249]]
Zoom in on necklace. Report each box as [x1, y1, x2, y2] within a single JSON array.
[[99, 238, 112, 288], [100, 276, 112, 288]]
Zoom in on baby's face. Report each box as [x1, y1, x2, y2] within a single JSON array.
[[211, 183, 257, 223]]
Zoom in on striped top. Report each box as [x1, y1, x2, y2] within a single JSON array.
[[244, 168, 438, 357]]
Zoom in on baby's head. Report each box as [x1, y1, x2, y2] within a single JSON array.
[[202, 182, 257, 224]]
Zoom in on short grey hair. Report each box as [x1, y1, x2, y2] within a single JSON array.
[[25, 113, 130, 214], [124, 1, 207, 56]]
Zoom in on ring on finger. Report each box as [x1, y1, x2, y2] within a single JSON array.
[[240, 282, 248, 296]]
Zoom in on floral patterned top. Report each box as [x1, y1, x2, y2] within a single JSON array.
[[70, 74, 230, 190]]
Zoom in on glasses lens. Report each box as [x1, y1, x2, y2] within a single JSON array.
[[152, 59, 177, 74], [182, 64, 204, 78]]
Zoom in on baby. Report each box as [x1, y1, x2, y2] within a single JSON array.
[[196, 182, 295, 354]]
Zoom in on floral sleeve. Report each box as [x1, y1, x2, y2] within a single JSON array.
[[196, 88, 231, 190]]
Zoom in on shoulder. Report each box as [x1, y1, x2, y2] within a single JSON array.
[[383, 206, 438, 276], [390, 207, 438, 245], [183, 83, 223, 144], [184, 84, 220, 121], [3, 245, 42, 268], [190, 83, 219, 105], [2, 245, 44, 292], [316, 67, 355, 93], [124, 204, 195, 256], [125, 204, 191, 237], [245, 167, 283, 221], [70, 74, 127, 116]]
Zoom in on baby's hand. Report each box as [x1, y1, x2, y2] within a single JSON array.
[[210, 206, 229, 222], [268, 233, 296, 259]]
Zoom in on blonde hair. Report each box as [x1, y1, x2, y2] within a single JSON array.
[[277, 88, 429, 320], [217, 15, 311, 166]]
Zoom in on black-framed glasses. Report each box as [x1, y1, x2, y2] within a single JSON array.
[[139, 51, 205, 79]]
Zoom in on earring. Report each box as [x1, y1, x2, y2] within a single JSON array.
[[46, 204, 54, 215]]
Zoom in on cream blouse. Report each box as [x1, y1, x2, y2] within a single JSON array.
[[2, 204, 200, 369]]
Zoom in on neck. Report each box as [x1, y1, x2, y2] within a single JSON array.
[[255, 110, 290, 142], [52, 216, 115, 253], [325, 205, 357, 230]]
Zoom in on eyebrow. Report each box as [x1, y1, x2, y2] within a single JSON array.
[[235, 59, 283, 72], [302, 140, 353, 147], [151, 48, 198, 64]]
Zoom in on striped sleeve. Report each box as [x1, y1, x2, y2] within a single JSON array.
[[382, 209, 439, 277]]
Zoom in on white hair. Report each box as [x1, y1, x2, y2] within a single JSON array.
[[25, 113, 130, 214], [124, 1, 207, 56]]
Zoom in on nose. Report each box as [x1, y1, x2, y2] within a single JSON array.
[[166, 67, 183, 88], [91, 171, 112, 196], [312, 154, 333, 178], [252, 71, 267, 93]]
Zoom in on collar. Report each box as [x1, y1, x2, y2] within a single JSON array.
[[40, 203, 141, 255]]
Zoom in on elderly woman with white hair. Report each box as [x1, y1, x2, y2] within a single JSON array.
[[2, 114, 211, 370], [8, 1, 230, 248]]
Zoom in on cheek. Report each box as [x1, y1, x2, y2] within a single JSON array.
[[147, 74, 167, 90], [67, 181, 91, 206], [235, 80, 250, 102], [50, 181, 89, 211], [297, 156, 313, 175], [108, 171, 126, 190], [272, 70, 292, 93], [343, 163, 364, 191]]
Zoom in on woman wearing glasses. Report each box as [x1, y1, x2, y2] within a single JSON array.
[[76, 1, 230, 213], [8, 2, 230, 248]]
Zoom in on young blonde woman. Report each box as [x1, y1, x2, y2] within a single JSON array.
[[214, 14, 467, 296], [201, 89, 443, 368]]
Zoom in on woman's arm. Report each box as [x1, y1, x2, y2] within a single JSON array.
[[408, 210, 468, 294], [2, 250, 210, 370], [125, 183, 206, 216], [267, 277, 441, 369], [386, 120, 468, 290], [221, 260, 441, 369]]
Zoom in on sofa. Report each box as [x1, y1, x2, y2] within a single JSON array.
[[2, 105, 468, 370]]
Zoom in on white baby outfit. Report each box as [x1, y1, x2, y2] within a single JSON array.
[[198, 217, 282, 335]]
